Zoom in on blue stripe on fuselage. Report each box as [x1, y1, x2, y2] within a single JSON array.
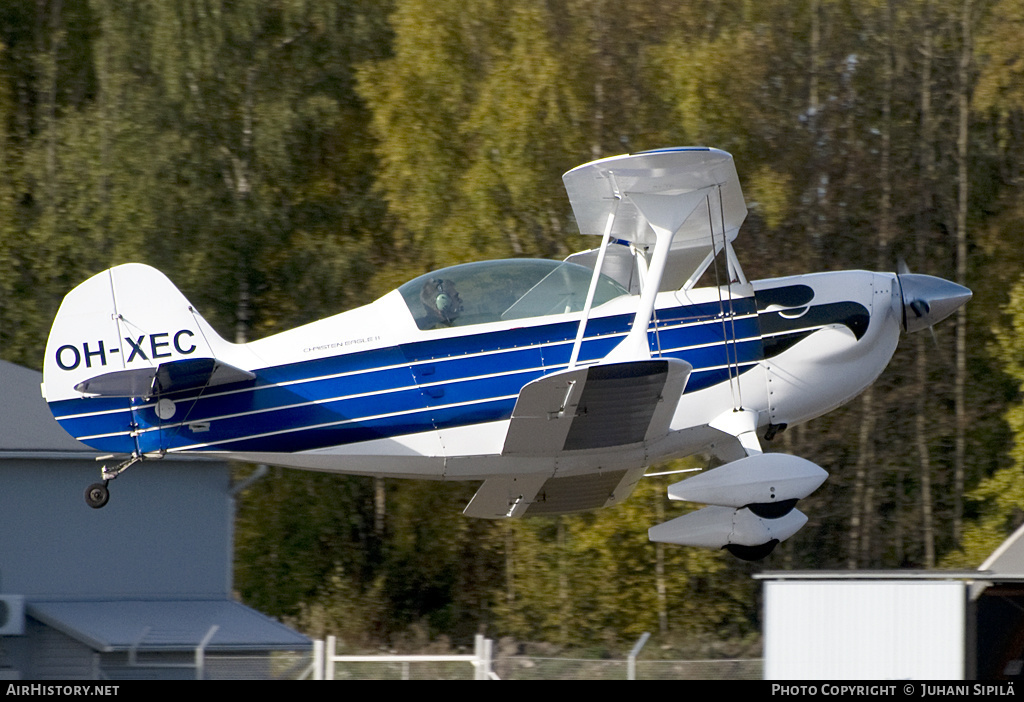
[[49, 297, 764, 454]]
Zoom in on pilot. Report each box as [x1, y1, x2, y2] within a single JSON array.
[[420, 278, 463, 327]]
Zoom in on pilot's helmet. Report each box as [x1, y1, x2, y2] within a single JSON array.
[[421, 278, 463, 325]]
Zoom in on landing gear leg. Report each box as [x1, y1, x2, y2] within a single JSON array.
[[84, 453, 145, 509]]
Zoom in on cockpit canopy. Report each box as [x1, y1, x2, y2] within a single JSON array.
[[399, 259, 628, 331]]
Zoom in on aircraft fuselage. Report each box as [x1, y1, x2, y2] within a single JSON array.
[[47, 267, 915, 483]]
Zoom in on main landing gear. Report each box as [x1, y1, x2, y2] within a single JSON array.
[[84, 453, 145, 509]]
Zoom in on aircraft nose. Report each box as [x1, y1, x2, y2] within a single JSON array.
[[896, 273, 972, 334]]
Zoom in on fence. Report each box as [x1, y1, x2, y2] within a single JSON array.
[[310, 635, 762, 680], [313, 634, 495, 680], [492, 656, 762, 680]]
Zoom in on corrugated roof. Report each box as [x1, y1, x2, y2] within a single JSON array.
[[28, 599, 311, 652]]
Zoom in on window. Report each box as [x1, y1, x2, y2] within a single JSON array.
[[399, 259, 628, 330]]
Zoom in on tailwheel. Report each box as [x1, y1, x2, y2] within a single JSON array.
[[85, 452, 146, 509], [85, 481, 110, 509]]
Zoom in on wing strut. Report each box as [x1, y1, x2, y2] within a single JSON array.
[[560, 149, 750, 366], [709, 187, 743, 411], [569, 206, 618, 370], [604, 187, 715, 363]]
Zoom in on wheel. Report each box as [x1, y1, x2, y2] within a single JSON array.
[[725, 539, 779, 561], [85, 482, 110, 509], [747, 498, 798, 520]]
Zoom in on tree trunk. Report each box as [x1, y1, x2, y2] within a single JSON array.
[[953, 0, 973, 545], [917, 2, 937, 568], [850, 0, 895, 568]]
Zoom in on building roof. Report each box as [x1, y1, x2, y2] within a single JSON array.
[[28, 600, 311, 652], [754, 570, 1024, 582], [0, 360, 93, 454], [980, 521, 1024, 576]]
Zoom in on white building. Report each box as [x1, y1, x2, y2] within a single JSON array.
[[759, 535, 1024, 680]]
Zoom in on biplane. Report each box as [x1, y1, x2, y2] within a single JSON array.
[[42, 147, 971, 560]]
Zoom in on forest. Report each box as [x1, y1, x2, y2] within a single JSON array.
[[2, 0, 1024, 655]]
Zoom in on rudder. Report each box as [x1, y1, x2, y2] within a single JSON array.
[[43, 264, 235, 404]]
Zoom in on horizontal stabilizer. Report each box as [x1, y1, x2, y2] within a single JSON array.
[[502, 359, 690, 455], [667, 453, 827, 508], [74, 357, 255, 397], [648, 504, 807, 549]]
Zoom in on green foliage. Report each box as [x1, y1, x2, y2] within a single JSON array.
[[4, 0, 1024, 652], [974, 0, 1024, 118], [653, 27, 773, 160], [492, 476, 758, 646], [946, 276, 1024, 567], [243, 471, 386, 595]]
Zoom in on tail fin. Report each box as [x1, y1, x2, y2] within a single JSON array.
[[43, 264, 250, 403]]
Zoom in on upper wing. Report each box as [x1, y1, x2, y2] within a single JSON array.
[[562, 147, 748, 294], [562, 147, 746, 248]]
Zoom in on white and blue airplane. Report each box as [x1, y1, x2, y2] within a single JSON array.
[[42, 148, 971, 560]]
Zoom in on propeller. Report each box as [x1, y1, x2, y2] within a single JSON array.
[[895, 259, 972, 338], [898, 259, 935, 346]]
